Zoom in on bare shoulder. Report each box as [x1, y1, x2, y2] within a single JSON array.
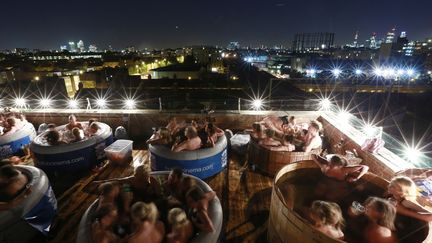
[[366, 226, 395, 243]]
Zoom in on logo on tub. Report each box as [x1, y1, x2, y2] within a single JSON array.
[[221, 149, 227, 168], [0, 145, 13, 157]]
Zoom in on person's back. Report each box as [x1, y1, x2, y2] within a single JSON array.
[[364, 223, 396, 243], [129, 221, 164, 243]]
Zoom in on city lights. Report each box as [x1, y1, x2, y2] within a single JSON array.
[[338, 110, 351, 122], [404, 146, 422, 164], [14, 98, 26, 107], [319, 98, 331, 110], [252, 99, 263, 110], [407, 69, 415, 76], [68, 99, 79, 109], [39, 98, 52, 108], [96, 99, 107, 108], [363, 124, 376, 138], [124, 99, 136, 109], [332, 68, 342, 77]]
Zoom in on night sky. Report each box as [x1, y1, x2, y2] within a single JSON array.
[[1, 0, 431, 50]]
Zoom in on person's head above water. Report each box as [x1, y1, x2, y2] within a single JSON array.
[[184, 126, 198, 139], [388, 176, 417, 201], [310, 200, 345, 228], [328, 155, 348, 168], [68, 114, 77, 124], [308, 120, 322, 135], [45, 130, 61, 145], [131, 202, 159, 224]]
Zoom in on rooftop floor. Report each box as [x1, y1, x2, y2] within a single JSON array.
[[47, 149, 272, 243]]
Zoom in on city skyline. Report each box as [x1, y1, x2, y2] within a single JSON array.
[[1, 0, 431, 50]]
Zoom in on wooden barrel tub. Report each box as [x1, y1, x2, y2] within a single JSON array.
[[248, 138, 321, 176], [268, 161, 432, 243]]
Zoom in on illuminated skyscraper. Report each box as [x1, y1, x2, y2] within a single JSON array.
[[368, 33, 377, 49], [88, 44, 98, 52], [77, 40, 85, 53], [68, 41, 77, 52], [385, 27, 396, 43], [353, 31, 359, 48]]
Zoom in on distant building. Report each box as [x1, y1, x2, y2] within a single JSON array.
[[292, 33, 335, 53], [77, 40, 85, 53], [69, 42, 77, 52], [13, 48, 30, 55], [227, 42, 240, 50], [149, 64, 202, 79], [385, 27, 396, 43], [367, 33, 378, 49], [60, 45, 68, 51], [403, 41, 416, 56], [88, 44, 98, 52]]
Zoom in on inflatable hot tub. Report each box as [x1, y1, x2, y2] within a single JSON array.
[[268, 160, 432, 243], [0, 122, 36, 159], [0, 165, 57, 243], [77, 171, 223, 243], [31, 122, 113, 172], [149, 135, 228, 179]]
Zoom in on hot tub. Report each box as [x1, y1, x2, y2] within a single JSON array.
[[0, 165, 57, 243], [77, 171, 223, 243], [268, 160, 432, 243], [248, 138, 321, 176], [149, 135, 228, 179], [0, 122, 36, 159], [31, 122, 113, 172]]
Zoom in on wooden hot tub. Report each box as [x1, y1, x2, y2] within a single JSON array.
[[248, 138, 321, 176], [268, 160, 432, 243]]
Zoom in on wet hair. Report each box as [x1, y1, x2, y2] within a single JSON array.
[[68, 114, 76, 121], [158, 127, 171, 140], [131, 202, 159, 223], [185, 126, 198, 138], [252, 122, 263, 132], [186, 186, 205, 202], [311, 200, 345, 229], [47, 123, 56, 129], [264, 128, 275, 138], [0, 165, 19, 181], [329, 155, 347, 167], [365, 197, 396, 230], [279, 115, 289, 125], [390, 176, 417, 199], [289, 116, 296, 123], [168, 208, 190, 228], [206, 123, 216, 136], [94, 203, 117, 221], [45, 130, 60, 145], [134, 165, 150, 178], [88, 118, 97, 126], [309, 120, 323, 131], [72, 127, 83, 140], [98, 182, 117, 196], [90, 122, 100, 132], [171, 167, 184, 180], [6, 118, 15, 126], [283, 135, 294, 143]]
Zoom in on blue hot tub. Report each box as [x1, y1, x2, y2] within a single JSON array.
[[30, 122, 113, 172], [149, 135, 228, 179], [0, 165, 57, 242], [0, 122, 37, 159]]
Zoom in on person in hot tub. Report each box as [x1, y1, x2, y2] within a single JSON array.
[[204, 123, 224, 148], [171, 126, 202, 152], [66, 114, 83, 130], [302, 120, 323, 152], [260, 115, 290, 137], [146, 127, 173, 146], [45, 130, 66, 146], [2, 118, 18, 136], [88, 122, 101, 137], [0, 164, 31, 210]]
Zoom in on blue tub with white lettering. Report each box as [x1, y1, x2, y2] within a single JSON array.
[[0, 165, 57, 243], [0, 122, 36, 159], [149, 135, 227, 179], [30, 122, 113, 172]]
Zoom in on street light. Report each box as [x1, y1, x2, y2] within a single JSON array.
[[319, 98, 331, 110], [332, 68, 342, 78], [124, 99, 136, 109], [355, 69, 362, 75], [14, 98, 26, 107], [68, 99, 79, 109], [252, 99, 263, 110], [96, 99, 107, 108], [404, 146, 422, 164], [39, 98, 51, 108]]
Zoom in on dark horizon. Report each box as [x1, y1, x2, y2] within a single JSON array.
[[1, 0, 432, 50]]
